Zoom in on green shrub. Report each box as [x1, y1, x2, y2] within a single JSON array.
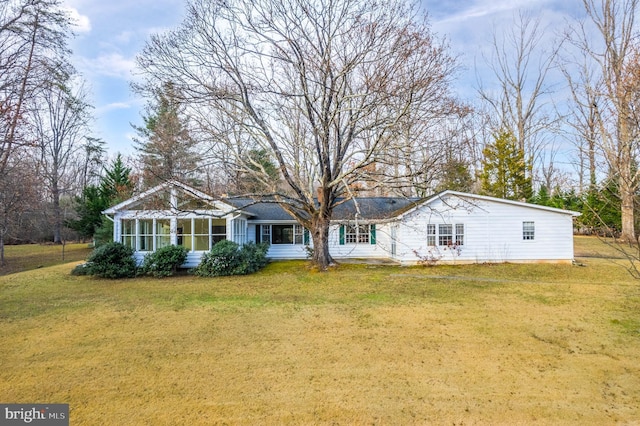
[[193, 240, 269, 277], [71, 263, 90, 276], [82, 242, 137, 279], [141, 245, 188, 277], [237, 241, 270, 274]]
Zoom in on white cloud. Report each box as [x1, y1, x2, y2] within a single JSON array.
[[432, 0, 553, 26], [77, 52, 136, 80], [100, 102, 131, 112], [64, 6, 91, 33]]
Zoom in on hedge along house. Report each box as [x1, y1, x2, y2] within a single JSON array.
[[103, 180, 580, 267]]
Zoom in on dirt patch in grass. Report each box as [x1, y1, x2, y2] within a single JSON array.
[[1, 239, 639, 424]]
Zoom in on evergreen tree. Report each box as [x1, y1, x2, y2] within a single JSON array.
[[101, 154, 134, 203], [68, 185, 109, 239], [68, 154, 134, 244], [479, 130, 532, 201], [580, 179, 622, 234], [435, 157, 474, 193], [238, 149, 280, 193], [134, 82, 200, 188]]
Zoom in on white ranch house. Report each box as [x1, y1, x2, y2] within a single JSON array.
[[103, 181, 580, 267]]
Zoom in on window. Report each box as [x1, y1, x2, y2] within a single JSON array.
[[194, 219, 210, 251], [121, 219, 135, 249], [455, 224, 464, 245], [294, 225, 304, 245], [212, 219, 226, 244], [261, 224, 306, 245], [438, 224, 453, 246], [177, 219, 192, 251], [273, 225, 294, 244], [233, 219, 246, 244], [138, 219, 153, 251], [260, 225, 271, 244], [426, 224, 436, 246], [427, 223, 464, 247], [156, 219, 171, 249], [177, 218, 226, 251], [339, 224, 376, 245], [344, 224, 361, 244], [523, 221, 535, 240]]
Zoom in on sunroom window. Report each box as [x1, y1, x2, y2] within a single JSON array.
[[121, 219, 136, 250], [194, 219, 210, 251], [177, 219, 192, 251], [138, 219, 153, 251], [212, 219, 226, 244], [177, 218, 227, 252], [156, 219, 171, 249]]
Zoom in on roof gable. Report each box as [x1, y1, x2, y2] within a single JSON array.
[[103, 180, 237, 214]]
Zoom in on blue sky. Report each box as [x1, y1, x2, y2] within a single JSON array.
[[63, 0, 585, 158]]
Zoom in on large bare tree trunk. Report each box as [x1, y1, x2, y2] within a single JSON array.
[[618, 117, 636, 242], [620, 174, 636, 243], [310, 215, 333, 270]]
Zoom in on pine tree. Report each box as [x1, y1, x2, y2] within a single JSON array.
[[100, 154, 134, 203], [68, 154, 134, 244], [134, 82, 200, 188], [435, 157, 474, 193], [479, 130, 532, 201]]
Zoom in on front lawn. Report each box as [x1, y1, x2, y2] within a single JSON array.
[[0, 238, 639, 424]]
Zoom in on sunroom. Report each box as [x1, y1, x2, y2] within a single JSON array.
[[103, 181, 250, 267]]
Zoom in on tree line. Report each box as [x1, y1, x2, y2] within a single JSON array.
[[1, 0, 639, 269]]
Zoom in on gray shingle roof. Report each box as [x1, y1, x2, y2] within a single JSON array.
[[226, 197, 420, 221]]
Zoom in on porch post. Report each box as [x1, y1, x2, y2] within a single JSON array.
[[170, 217, 177, 246]]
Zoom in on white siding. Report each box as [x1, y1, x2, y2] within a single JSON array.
[[250, 222, 310, 259], [327, 224, 391, 260], [395, 195, 575, 264]]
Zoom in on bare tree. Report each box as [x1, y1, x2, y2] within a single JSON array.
[[560, 47, 603, 194], [30, 76, 91, 243], [136, 0, 460, 269], [566, 0, 640, 242], [0, 154, 39, 265], [0, 0, 72, 176], [477, 10, 562, 195]]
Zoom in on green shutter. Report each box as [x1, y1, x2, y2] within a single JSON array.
[[339, 225, 345, 245], [370, 224, 376, 245], [303, 228, 309, 245]]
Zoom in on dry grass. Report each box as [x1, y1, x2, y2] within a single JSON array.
[[1, 237, 639, 424]]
